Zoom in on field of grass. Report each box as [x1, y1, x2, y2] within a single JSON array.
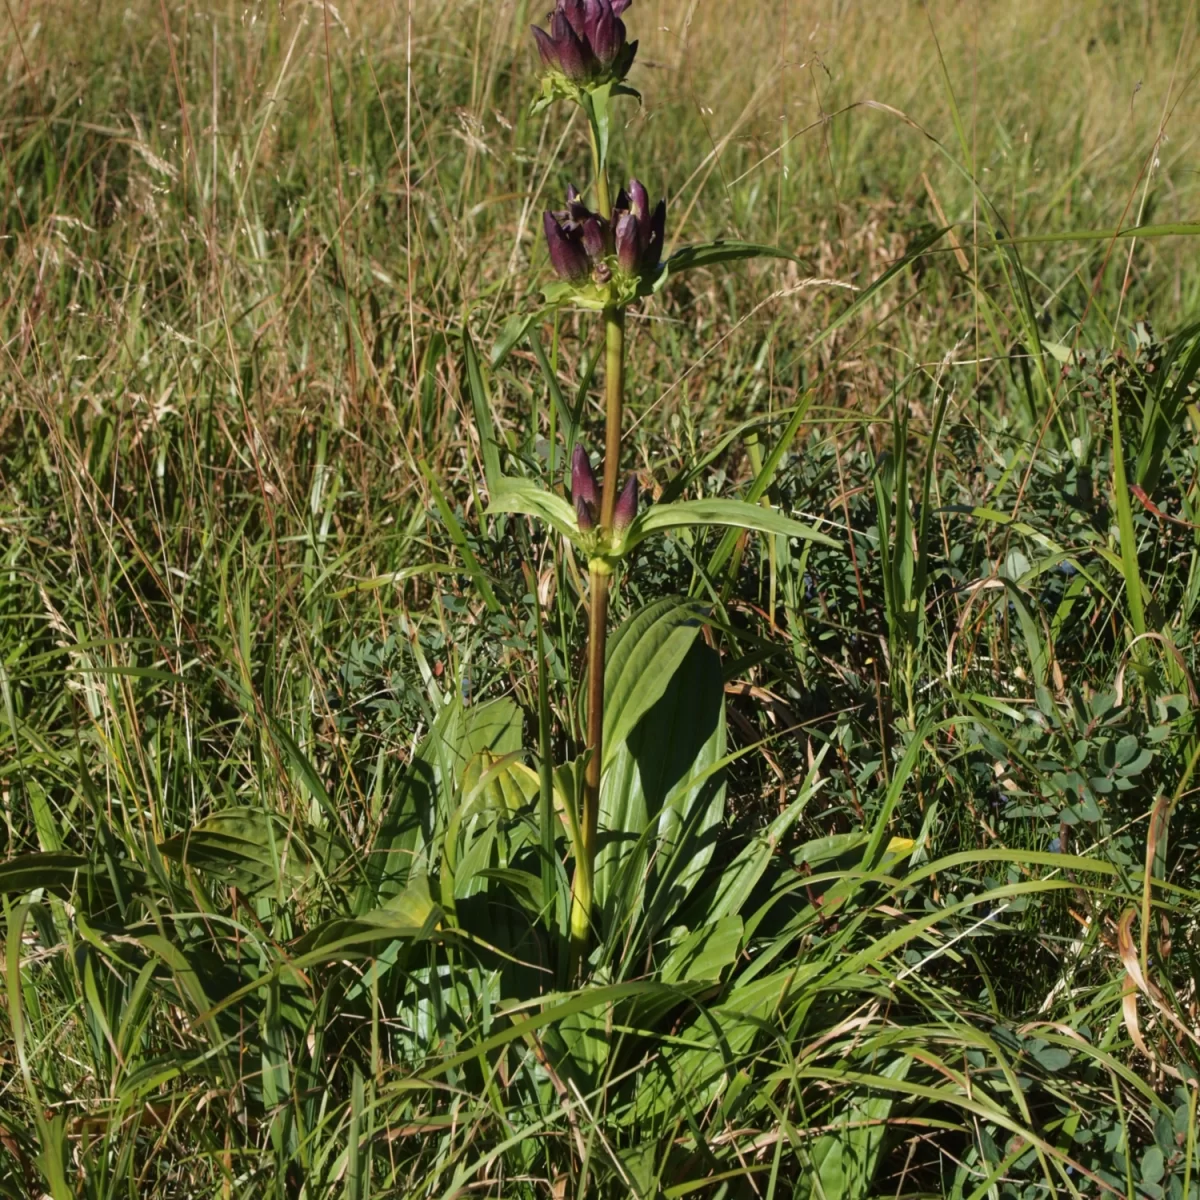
[[2, 0, 1200, 1196]]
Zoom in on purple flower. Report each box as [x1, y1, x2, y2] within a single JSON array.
[[572, 446, 600, 530], [611, 179, 665, 276], [571, 445, 599, 507], [543, 211, 590, 282], [612, 475, 638, 534], [543, 188, 611, 283], [532, 0, 637, 86], [575, 493, 597, 531]]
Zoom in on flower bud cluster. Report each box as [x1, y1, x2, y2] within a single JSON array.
[[570, 445, 637, 543], [543, 180, 665, 294], [532, 0, 637, 88]]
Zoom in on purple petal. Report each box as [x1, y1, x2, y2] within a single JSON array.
[[614, 212, 639, 274], [581, 215, 607, 260], [575, 494, 596, 531], [582, 0, 603, 42], [531, 25, 559, 69], [550, 10, 591, 80], [612, 475, 638, 534], [610, 0, 632, 14], [571, 444, 599, 506], [589, 4, 619, 66], [559, 0, 588, 38], [544, 211, 589, 282], [628, 178, 649, 226]]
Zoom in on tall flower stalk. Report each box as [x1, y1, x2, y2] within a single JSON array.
[[521, 0, 801, 977], [572, 138, 622, 977]]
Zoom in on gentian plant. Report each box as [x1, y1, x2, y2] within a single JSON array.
[[479, 1, 835, 976]]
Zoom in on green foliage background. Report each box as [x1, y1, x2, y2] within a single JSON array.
[[1, 0, 1199, 1196]]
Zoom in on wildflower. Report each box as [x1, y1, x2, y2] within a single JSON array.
[[575, 493, 597, 531], [543, 189, 610, 284], [571, 445, 599, 529], [532, 0, 637, 88], [612, 178, 665, 276], [612, 475, 637, 534], [543, 211, 591, 283], [543, 181, 665, 292]]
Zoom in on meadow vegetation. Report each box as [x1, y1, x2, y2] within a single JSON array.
[[2, 0, 1200, 1195]]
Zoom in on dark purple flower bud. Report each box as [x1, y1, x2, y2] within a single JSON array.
[[612, 475, 638, 534], [532, 0, 634, 85], [550, 9, 591, 82], [627, 178, 650, 227], [575, 494, 596, 531], [571, 445, 599, 507], [587, 1, 620, 67], [614, 212, 640, 274], [581, 216, 607, 260], [544, 211, 589, 282], [532, 24, 560, 69], [609, 182, 665, 275]]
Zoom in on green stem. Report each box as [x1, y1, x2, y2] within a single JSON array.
[[569, 311, 625, 980], [569, 566, 608, 972], [567, 99, 625, 981], [587, 113, 611, 218], [600, 308, 625, 523], [529, 567, 556, 932]]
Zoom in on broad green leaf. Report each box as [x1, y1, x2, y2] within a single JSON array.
[[795, 1054, 911, 1200], [159, 809, 343, 895], [602, 596, 708, 766], [660, 915, 742, 984], [597, 629, 726, 941], [0, 853, 99, 897], [485, 476, 579, 542], [443, 754, 540, 913], [376, 873, 439, 926], [364, 697, 522, 907], [625, 498, 837, 551], [475, 867, 545, 918], [629, 969, 806, 1125]]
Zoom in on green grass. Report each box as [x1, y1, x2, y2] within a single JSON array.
[[2, 0, 1200, 1196]]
